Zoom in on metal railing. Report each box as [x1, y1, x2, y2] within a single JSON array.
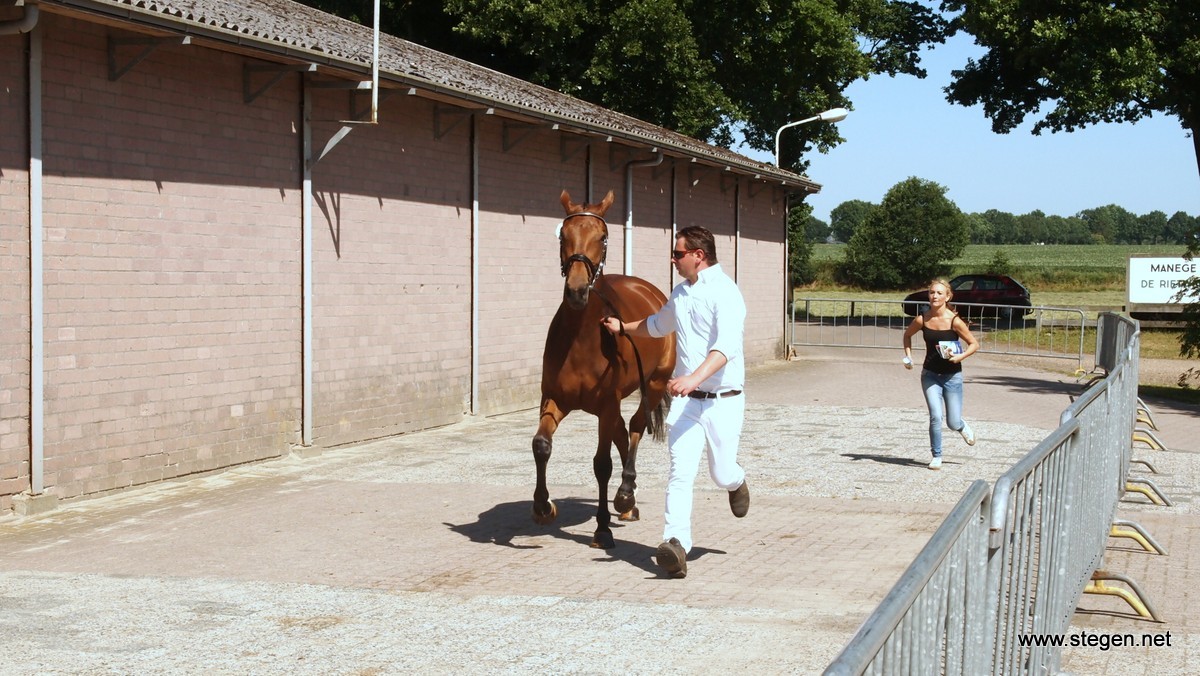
[[825, 314, 1145, 675], [790, 298, 1087, 368]]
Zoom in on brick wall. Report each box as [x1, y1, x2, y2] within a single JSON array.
[[738, 186, 789, 362], [0, 36, 31, 512], [1, 12, 795, 509], [38, 16, 301, 499], [308, 93, 472, 446]]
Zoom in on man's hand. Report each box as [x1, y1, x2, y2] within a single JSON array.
[[667, 373, 702, 397]]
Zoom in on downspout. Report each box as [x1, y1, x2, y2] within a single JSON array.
[[623, 152, 663, 275], [470, 113, 479, 415], [301, 80, 313, 446], [18, 8, 44, 497], [734, 180, 741, 282], [0, 3, 38, 35]]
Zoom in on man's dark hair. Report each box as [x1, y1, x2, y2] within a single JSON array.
[[677, 226, 718, 264]]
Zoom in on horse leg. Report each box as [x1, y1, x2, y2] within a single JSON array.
[[532, 398, 567, 525], [612, 412, 639, 522], [591, 406, 622, 549]]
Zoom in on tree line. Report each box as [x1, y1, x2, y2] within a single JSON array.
[[787, 177, 1200, 291], [798, 193, 1199, 247]]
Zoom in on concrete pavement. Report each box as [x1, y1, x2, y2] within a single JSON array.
[[0, 347, 1196, 674]]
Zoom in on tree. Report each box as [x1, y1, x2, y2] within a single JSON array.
[[298, 0, 950, 172], [841, 177, 968, 289], [1166, 211, 1198, 244], [787, 202, 816, 286], [979, 209, 1018, 244], [829, 199, 875, 243], [1078, 205, 1136, 245], [943, 0, 1200, 180]]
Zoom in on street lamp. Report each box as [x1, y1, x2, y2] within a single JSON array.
[[774, 107, 849, 167]]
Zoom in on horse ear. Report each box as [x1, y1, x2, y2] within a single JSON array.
[[598, 190, 615, 215], [560, 190, 574, 213]]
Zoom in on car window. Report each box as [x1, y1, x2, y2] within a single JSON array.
[[954, 279, 974, 291]]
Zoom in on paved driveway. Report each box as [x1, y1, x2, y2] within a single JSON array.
[[1, 349, 1195, 674]]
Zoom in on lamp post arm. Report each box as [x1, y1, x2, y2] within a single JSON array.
[[774, 115, 819, 167]]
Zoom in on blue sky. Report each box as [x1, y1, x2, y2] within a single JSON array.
[[741, 34, 1200, 224]]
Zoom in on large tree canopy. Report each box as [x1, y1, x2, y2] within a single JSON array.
[[942, 0, 1200, 179], [298, 0, 949, 171]]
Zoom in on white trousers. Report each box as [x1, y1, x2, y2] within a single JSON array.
[[662, 394, 746, 553]]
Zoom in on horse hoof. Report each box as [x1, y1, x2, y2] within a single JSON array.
[[532, 501, 557, 525], [613, 490, 636, 515], [618, 506, 640, 522], [591, 532, 616, 549]]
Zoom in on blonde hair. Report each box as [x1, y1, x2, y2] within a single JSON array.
[[929, 277, 953, 299]]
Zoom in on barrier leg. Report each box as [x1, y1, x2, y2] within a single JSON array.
[[1110, 519, 1167, 555], [1132, 428, 1167, 451], [1124, 478, 1173, 507], [1129, 458, 1159, 474], [1135, 397, 1158, 430], [1084, 571, 1162, 622]]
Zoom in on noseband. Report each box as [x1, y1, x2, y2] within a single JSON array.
[[559, 211, 608, 290]]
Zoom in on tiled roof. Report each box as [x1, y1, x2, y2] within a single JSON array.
[[45, 0, 818, 191]]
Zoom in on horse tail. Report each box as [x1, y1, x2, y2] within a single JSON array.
[[648, 392, 668, 443]]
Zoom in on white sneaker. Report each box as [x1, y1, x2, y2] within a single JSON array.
[[928, 457, 943, 470], [960, 423, 976, 446]]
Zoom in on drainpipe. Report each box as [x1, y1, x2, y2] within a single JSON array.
[[0, 3, 38, 35], [623, 152, 663, 275], [301, 81, 314, 446], [734, 181, 741, 282], [470, 113, 479, 415], [14, 9, 45, 501]]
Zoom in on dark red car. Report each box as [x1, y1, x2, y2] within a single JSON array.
[[902, 274, 1033, 319]]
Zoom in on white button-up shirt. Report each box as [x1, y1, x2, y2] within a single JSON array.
[[646, 263, 746, 392]]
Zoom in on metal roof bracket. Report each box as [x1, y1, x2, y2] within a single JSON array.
[[502, 121, 539, 152], [747, 179, 767, 199], [687, 160, 704, 187], [560, 134, 589, 163], [349, 86, 397, 121], [244, 63, 316, 104], [433, 105, 472, 139], [108, 35, 191, 81], [720, 169, 737, 194], [608, 144, 634, 172]]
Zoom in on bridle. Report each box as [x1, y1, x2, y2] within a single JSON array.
[[558, 211, 608, 291]]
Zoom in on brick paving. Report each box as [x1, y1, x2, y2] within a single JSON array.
[[0, 349, 1195, 673]]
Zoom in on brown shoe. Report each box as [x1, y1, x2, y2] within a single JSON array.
[[655, 538, 687, 579], [729, 480, 750, 518]]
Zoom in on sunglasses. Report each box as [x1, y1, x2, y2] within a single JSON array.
[[671, 248, 698, 260]]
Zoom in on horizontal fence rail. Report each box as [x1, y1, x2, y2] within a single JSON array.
[[823, 313, 1142, 675], [790, 298, 1087, 367]]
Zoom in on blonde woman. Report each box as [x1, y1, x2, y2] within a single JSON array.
[[902, 278, 979, 469]]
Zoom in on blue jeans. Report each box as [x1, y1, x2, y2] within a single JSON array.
[[921, 369, 964, 458]]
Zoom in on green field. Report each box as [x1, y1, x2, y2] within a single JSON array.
[[809, 243, 1188, 294]]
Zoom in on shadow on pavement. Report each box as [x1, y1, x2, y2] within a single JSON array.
[[841, 453, 929, 468]]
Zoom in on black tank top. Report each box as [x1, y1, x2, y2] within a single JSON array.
[[921, 323, 963, 375]]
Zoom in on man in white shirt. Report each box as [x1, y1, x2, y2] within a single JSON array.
[[600, 226, 749, 579]]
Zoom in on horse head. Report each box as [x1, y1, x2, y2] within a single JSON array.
[[558, 189, 614, 310]]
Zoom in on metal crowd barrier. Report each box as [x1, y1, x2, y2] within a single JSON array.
[[789, 298, 1087, 368], [825, 314, 1151, 675]]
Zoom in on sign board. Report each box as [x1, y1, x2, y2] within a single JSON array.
[[1127, 255, 1198, 305]]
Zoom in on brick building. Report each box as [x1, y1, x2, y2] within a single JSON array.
[[0, 0, 821, 514]]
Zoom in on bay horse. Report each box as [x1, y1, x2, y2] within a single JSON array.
[[532, 190, 676, 549]]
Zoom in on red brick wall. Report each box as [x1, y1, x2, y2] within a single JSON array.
[[0, 36, 31, 512], [37, 16, 302, 499], [308, 93, 472, 445], [0, 13, 792, 509], [738, 186, 789, 362]]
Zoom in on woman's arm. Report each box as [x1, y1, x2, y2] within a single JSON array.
[[950, 316, 979, 363]]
